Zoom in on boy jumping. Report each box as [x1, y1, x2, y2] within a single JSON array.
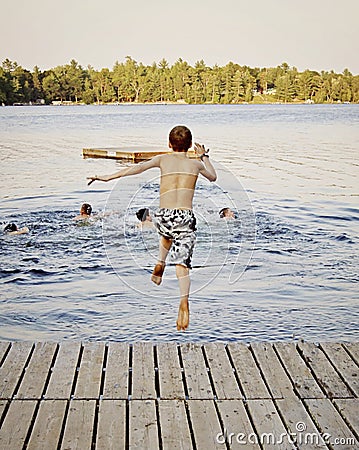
[[87, 125, 217, 330]]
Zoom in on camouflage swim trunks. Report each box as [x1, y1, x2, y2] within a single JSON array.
[[154, 208, 197, 268]]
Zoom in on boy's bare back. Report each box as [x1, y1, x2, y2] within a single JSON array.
[[158, 153, 205, 210]]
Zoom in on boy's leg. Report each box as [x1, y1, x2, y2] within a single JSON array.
[[151, 236, 172, 285], [175, 264, 190, 331]]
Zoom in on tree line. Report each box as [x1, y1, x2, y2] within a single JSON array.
[[0, 57, 358, 105]]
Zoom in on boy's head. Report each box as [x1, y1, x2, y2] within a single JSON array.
[[4, 223, 18, 233], [81, 203, 92, 216], [136, 208, 150, 222], [169, 125, 192, 152], [219, 208, 235, 219]]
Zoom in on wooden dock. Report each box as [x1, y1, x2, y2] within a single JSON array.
[[82, 147, 198, 162], [0, 341, 358, 449]]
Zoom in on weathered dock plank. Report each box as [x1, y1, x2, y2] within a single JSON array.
[[247, 399, 295, 449], [17, 341, 57, 399], [132, 342, 156, 399], [275, 342, 324, 398], [60, 400, 96, 450], [333, 398, 359, 434], [228, 343, 270, 399], [343, 342, 359, 364], [0, 342, 9, 363], [74, 342, 105, 399], [27, 399, 67, 450], [96, 400, 126, 450], [216, 399, 260, 449], [250, 342, 296, 400], [204, 343, 242, 399], [0, 400, 7, 420], [103, 342, 129, 399], [298, 342, 353, 398], [0, 342, 33, 399], [320, 343, 359, 397], [275, 396, 327, 448], [158, 400, 192, 450], [157, 343, 184, 400], [187, 400, 222, 449], [45, 341, 80, 399], [305, 399, 358, 449], [181, 343, 213, 399], [0, 400, 37, 449], [130, 399, 158, 449]]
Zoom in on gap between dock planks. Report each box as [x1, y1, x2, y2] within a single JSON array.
[[0, 341, 358, 449]]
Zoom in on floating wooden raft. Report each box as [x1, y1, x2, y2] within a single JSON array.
[[83, 147, 197, 162]]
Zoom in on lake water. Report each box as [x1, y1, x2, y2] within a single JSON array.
[[0, 104, 358, 342]]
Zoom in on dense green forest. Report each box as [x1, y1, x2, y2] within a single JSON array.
[[0, 57, 358, 105]]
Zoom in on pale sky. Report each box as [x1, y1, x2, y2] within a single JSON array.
[[1, 0, 358, 74]]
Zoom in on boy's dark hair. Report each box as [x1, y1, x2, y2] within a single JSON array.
[[4, 223, 17, 233], [169, 125, 192, 152], [136, 208, 149, 222], [219, 208, 229, 218], [81, 203, 92, 215]]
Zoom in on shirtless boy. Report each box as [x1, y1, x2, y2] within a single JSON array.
[[87, 125, 217, 330]]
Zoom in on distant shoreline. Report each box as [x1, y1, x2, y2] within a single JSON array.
[[4, 100, 356, 107], [2, 58, 357, 106]]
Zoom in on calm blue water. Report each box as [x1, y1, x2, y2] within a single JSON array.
[[0, 104, 358, 342]]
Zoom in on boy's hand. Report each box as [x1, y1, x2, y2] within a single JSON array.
[[194, 142, 209, 159], [87, 175, 103, 186], [87, 176, 96, 186]]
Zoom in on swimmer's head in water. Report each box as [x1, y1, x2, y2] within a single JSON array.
[[219, 207, 235, 219], [169, 125, 192, 152], [4, 223, 18, 233], [80, 203, 92, 216], [136, 208, 150, 222]]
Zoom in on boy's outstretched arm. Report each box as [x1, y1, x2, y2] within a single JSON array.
[[194, 142, 217, 182], [87, 155, 161, 185]]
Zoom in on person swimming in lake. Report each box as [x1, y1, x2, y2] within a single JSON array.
[[219, 207, 235, 219], [87, 125, 217, 331], [3, 223, 29, 235], [136, 208, 155, 230], [73, 203, 115, 222], [73, 203, 93, 221]]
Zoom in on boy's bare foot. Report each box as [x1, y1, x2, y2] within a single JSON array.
[[177, 299, 189, 331], [151, 263, 165, 285]]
